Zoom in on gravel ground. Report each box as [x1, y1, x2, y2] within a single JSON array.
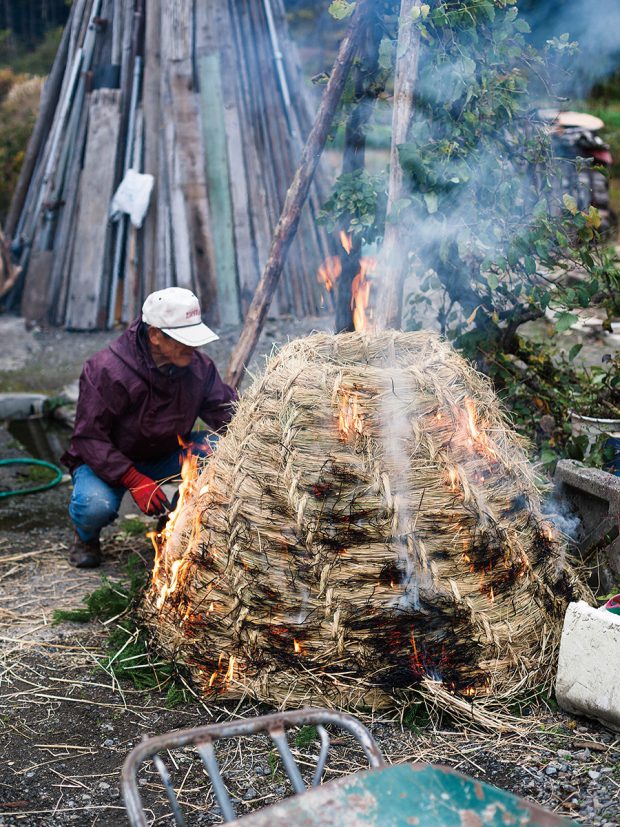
[[0, 311, 619, 826]]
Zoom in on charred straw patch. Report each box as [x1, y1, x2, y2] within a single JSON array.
[[141, 331, 590, 728]]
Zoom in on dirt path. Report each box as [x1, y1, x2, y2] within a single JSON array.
[[0, 314, 619, 825]]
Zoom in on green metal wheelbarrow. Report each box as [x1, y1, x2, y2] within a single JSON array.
[[121, 708, 575, 826]]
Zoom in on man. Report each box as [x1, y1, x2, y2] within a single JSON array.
[[62, 287, 238, 569]]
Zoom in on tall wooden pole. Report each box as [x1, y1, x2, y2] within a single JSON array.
[[141, 0, 161, 297], [225, 0, 372, 389], [378, 0, 421, 330]]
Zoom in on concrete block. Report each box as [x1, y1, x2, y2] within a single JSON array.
[[555, 459, 620, 510], [554, 460, 620, 588], [0, 393, 47, 420], [555, 600, 620, 732]]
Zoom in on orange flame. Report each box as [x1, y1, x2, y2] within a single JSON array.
[[316, 256, 342, 293], [447, 466, 460, 492], [410, 630, 423, 672], [163, 452, 198, 543], [316, 236, 375, 332], [340, 231, 352, 255], [338, 392, 364, 439], [225, 655, 236, 683], [351, 257, 375, 333], [151, 443, 207, 609], [147, 530, 161, 580], [155, 558, 189, 609], [293, 639, 302, 654], [479, 565, 495, 601], [463, 399, 497, 461], [464, 399, 481, 440]]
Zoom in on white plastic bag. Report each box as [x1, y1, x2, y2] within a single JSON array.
[[109, 169, 155, 228]]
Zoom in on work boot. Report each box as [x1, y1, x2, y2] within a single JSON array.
[[68, 534, 101, 569]]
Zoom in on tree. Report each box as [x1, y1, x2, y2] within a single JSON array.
[[0, 70, 42, 222], [0, 0, 69, 58], [319, 0, 619, 465]]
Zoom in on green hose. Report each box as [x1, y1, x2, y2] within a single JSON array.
[[0, 458, 64, 498]]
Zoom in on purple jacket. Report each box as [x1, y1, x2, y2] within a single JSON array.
[[62, 320, 238, 485]]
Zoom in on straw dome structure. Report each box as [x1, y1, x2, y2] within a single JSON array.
[[143, 331, 588, 723]]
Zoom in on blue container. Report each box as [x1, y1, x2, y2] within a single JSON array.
[[605, 436, 620, 476]]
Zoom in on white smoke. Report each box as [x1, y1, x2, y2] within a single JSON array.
[[542, 488, 581, 541], [380, 374, 434, 612], [525, 0, 620, 96]]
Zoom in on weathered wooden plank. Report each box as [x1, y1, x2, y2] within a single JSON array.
[[97, 0, 115, 67], [155, 125, 173, 292], [141, 0, 162, 295], [197, 54, 240, 325], [122, 104, 144, 322], [213, 0, 256, 316], [111, 0, 123, 66], [244, 0, 298, 316], [20, 64, 89, 326], [108, 54, 142, 325], [70, 0, 93, 63], [47, 99, 89, 325], [20, 251, 54, 324], [270, 0, 335, 314], [157, 0, 218, 317], [167, 116, 193, 291], [13, 0, 93, 241], [160, 0, 191, 62], [167, 68, 218, 320], [65, 89, 122, 329], [247, 0, 304, 315], [228, 0, 278, 315], [22, 0, 102, 257], [119, 0, 135, 98]]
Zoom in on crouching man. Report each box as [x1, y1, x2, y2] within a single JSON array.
[[62, 287, 238, 568]]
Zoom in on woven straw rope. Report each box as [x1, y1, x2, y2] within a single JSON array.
[[143, 332, 588, 721]]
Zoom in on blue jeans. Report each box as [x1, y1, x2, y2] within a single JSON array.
[[69, 432, 217, 542]]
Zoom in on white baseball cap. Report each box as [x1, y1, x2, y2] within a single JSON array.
[[142, 287, 219, 347]]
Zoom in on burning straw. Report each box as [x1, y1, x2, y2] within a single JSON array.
[[142, 331, 589, 726]]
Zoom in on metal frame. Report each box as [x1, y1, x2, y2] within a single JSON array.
[[121, 707, 385, 827]]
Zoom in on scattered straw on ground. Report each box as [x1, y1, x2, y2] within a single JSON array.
[[0, 522, 616, 824]]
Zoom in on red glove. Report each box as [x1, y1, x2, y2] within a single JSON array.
[[120, 467, 172, 516]]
